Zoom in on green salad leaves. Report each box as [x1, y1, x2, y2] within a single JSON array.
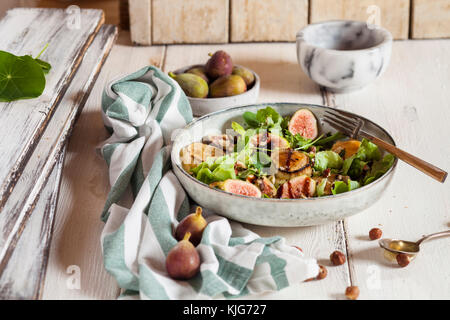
[[314, 150, 344, 172], [0, 44, 51, 102], [188, 106, 395, 197]]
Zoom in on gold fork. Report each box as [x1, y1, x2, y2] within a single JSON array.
[[322, 108, 448, 183]]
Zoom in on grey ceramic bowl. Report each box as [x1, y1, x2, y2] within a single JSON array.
[[173, 64, 260, 117], [296, 20, 392, 93], [171, 103, 397, 227]]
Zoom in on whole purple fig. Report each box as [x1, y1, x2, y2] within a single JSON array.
[[205, 50, 233, 80], [166, 232, 200, 280], [175, 207, 207, 246]]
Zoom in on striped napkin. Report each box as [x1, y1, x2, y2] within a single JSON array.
[[99, 66, 319, 299]]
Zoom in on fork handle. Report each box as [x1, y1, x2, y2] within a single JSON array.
[[363, 134, 447, 183]]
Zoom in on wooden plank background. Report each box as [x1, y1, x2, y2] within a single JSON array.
[[0, 24, 118, 299], [128, 0, 450, 44]]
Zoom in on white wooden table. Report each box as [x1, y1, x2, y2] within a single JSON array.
[[41, 32, 450, 300]]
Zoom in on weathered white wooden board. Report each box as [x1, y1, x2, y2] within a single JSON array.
[[0, 24, 118, 299], [42, 32, 165, 300], [326, 40, 450, 299], [0, 150, 65, 300], [0, 8, 104, 212]]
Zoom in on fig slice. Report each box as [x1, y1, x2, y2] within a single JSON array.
[[166, 232, 201, 280], [175, 207, 207, 247], [215, 179, 262, 197], [288, 109, 318, 140], [278, 175, 316, 199]]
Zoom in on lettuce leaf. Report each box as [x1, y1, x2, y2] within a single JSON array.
[[316, 179, 328, 197], [342, 138, 381, 175], [192, 156, 236, 184], [363, 154, 395, 185], [314, 151, 343, 172], [347, 158, 367, 180], [331, 179, 360, 195]]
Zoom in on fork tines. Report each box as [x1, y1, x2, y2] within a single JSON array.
[[322, 109, 364, 139]]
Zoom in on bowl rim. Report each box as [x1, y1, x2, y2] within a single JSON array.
[[172, 102, 398, 202], [296, 20, 393, 54], [172, 64, 260, 102]]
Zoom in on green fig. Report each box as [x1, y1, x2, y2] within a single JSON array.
[[169, 72, 208, 98], [175, 207, 207, 246], [232, 66, 255, 87], [186, 66, 209, 84], [205, 50, 233, 80], [166, 232, 201, 280], [209, 75, 247, 98]]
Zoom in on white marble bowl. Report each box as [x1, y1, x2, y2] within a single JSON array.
[[296, 20, 393, 92], [173, 64, 260, 117], [171, 103, 397, 227]]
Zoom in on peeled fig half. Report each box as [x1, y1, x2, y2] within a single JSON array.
[[213, 179, 262, 198], [166, 232, 201, 280], [288, 109, 318, 140], [278, 175, 316, 199], [205, 50, 233, 80], [169, 72, 208, 98], [175, 207, 207, 246]]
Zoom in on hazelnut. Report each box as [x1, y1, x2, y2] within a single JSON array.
[[345, 286, 360, 300], [330, 250, 346, 266], [396, 253, 411, 267], [316, 265, 327, 280], [369, 228, 382, 240]]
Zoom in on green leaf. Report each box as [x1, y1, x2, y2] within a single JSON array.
[[316, 179, 328, 197], [356, 138, 381, 161], [342, 138, 381, 175], [231, 121, 246, 136], [314, 132, 346, 147], [347, 158, 367, 180], [314, 151, 343, 172], [331, 181, 349, 195], [0, 51, 46, 102], [35, 58, 51, 74], [250, 151, 272, 169], [331, 179, 360, 195], [363, 154, 395, 185], [243, 111, 260, 128], [196, 167, 216, 184], [193, 155, 237, 184]]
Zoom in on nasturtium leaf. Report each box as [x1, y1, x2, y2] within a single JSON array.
[[0, 51, 46, 102], [35, 58, 52, 74]]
